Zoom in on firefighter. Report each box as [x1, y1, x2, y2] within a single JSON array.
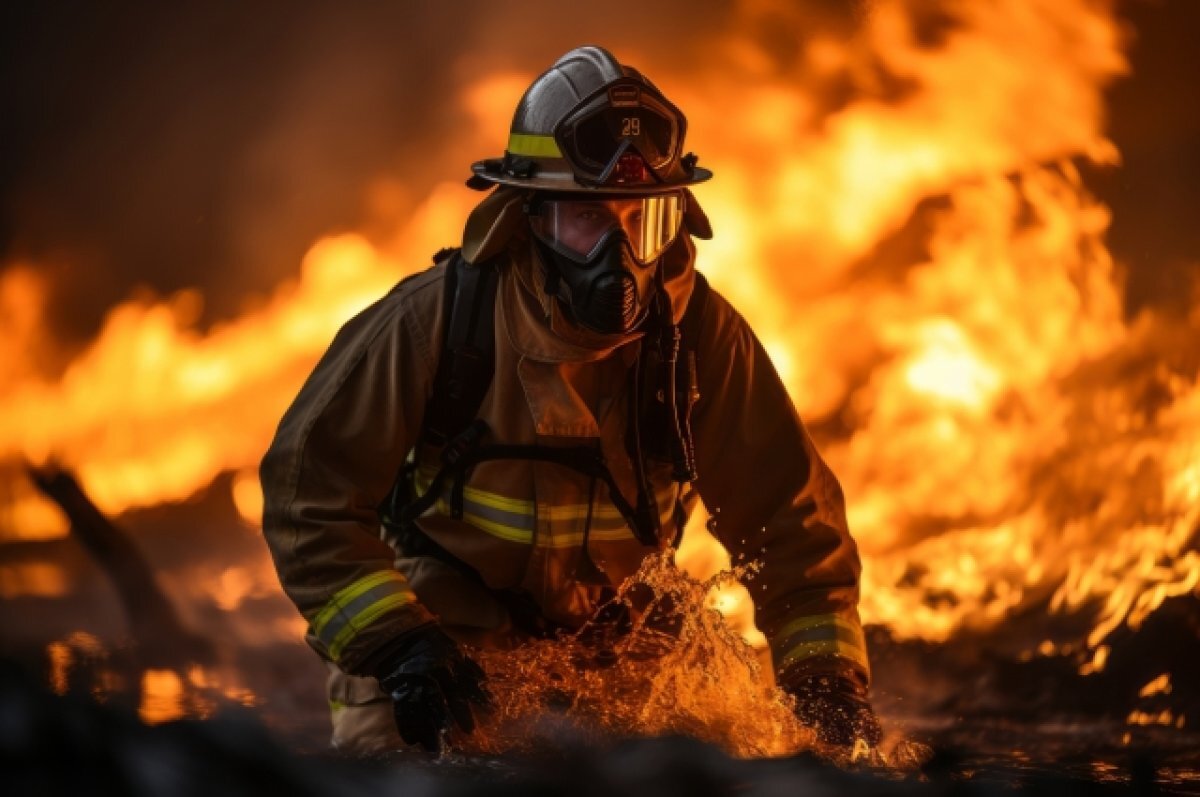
[[260, 45, 881, 755]]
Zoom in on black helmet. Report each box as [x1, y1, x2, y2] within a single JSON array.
[[469, 46, 712, 194]]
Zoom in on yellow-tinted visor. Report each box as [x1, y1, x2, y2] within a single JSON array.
[[529, 193, 684, 264]]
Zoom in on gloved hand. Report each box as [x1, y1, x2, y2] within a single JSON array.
[[784, 670, 883, 749], [373, 624, 490, 752]]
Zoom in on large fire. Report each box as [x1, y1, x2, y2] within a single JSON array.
[[1, 0, 1197, 703]]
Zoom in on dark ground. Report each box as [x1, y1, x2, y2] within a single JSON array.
[[3, 632, 1199, 796], [2, 478, 1199, 794]]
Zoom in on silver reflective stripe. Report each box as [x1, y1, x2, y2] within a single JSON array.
[[774, 614, 870, 672], [414, 468, 638, 545], [310, 571, 417, 661], [776, 621, 863, 652]]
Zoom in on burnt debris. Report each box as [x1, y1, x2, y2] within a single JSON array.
[[25, 462, 215, 669]]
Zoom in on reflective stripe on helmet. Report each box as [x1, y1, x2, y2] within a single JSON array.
[[508, 133, 564, 158], [774, 614, 870, 673], [309, 570, 419, 661]]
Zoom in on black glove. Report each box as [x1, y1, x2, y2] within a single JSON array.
[[785, 670, 883, 748], [373, 625, 490, 752]]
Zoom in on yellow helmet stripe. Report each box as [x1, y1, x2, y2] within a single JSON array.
[[507, 133, 563, 158]]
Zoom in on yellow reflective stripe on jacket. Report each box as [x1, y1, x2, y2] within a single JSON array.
[[414, 468, 638, 547], [309, 570, 417, 662], [431, 497, 637, 548], [508, 133, 563, 158], [416, 467, 627, 520], [543, 503, 625, 522], [774, 614, 870, 672]]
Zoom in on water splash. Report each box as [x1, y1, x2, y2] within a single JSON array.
[[465, 552, 927, 768]]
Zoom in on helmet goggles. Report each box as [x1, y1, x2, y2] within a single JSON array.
[[553, 79, 686, 188], [529, 192, 685, 265]]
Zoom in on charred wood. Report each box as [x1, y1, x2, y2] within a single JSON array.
[[25, 462, 214, 669]]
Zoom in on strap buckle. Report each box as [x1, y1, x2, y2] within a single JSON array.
[[441, 418, 490, 467]]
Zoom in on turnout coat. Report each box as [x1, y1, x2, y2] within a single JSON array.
[[260, 189, 868, 746]]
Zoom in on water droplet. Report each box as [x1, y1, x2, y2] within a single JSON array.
[[465, 551, 816, 758]]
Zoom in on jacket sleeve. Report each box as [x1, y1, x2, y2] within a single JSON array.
[[259, 270, 444, 676], [690, 285, 870, 686]]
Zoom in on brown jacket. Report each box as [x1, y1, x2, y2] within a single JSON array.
[[261, 216, 868, 686]]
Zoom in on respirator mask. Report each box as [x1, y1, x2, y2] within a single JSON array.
[[528, 192, 684, 335]]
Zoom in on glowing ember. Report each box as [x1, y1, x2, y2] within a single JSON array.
[[1078, 644, 1110, 676], [1126, 709, 1183, 729], [1138, 674, 1172, 699], [139, 669, 186, 725], [46, 631, 106, 696]]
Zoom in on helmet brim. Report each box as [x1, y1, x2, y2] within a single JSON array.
[[468, 159, 712, 194]]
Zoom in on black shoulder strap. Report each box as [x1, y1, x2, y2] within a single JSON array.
[[420, 250, 499, 446], [680, 270, 709, 351]]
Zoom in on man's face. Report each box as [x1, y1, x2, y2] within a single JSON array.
[[537, 198, 646, 264], [528, 193, 684, 334]]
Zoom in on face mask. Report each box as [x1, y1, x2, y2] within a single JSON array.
[[528, 194, 683, 335], [535, 233, 655, 334]]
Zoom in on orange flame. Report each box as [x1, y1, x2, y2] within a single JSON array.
[[1, 0, 1196, 665]]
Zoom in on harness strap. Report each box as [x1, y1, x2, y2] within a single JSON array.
[[421, 251, 498, 446], [627, 347, 662, 541], [395, 420, 658, 547]]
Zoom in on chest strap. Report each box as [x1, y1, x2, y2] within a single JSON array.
[[386, 419, 659, 547]]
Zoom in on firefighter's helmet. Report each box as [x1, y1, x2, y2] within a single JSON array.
[[468, 46, 712, 194]]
